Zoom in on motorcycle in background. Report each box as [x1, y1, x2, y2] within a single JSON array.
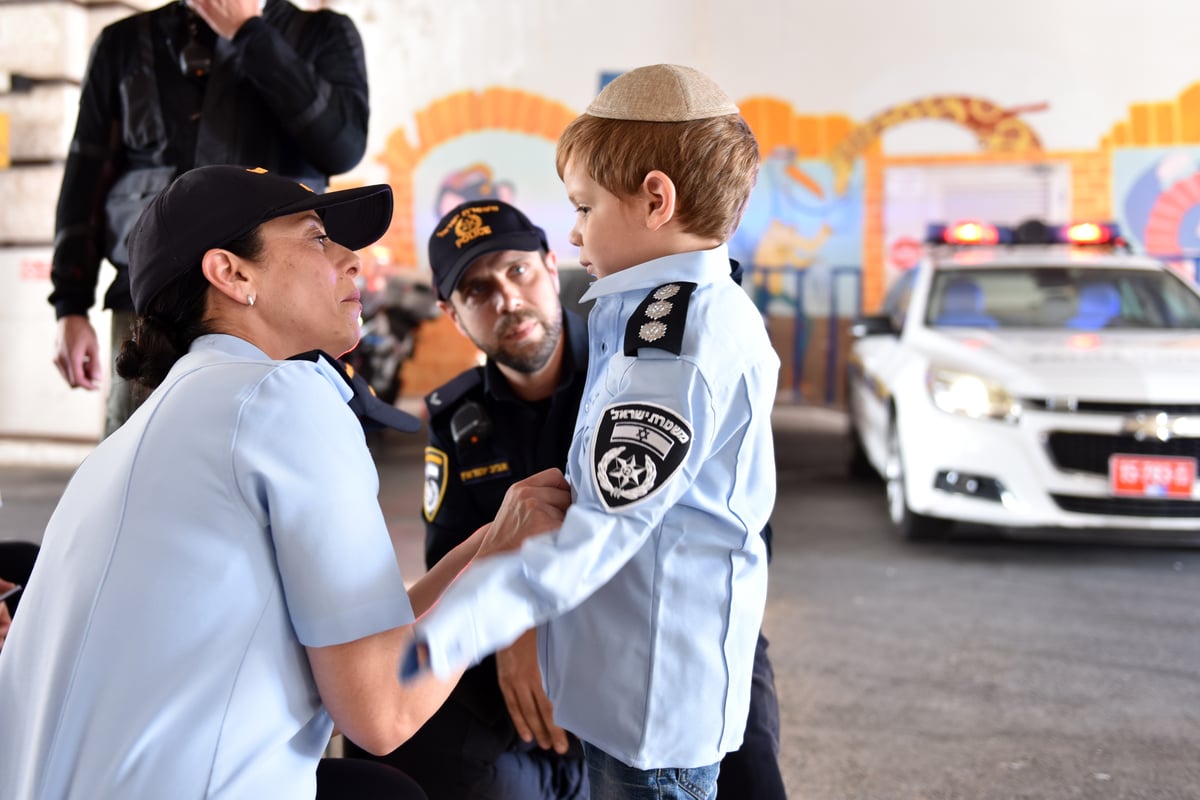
[[346, 275, 439, 405]]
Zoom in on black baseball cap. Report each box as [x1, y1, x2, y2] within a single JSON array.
[[428, 200, 549, 300], [128, 165, 394, 314]]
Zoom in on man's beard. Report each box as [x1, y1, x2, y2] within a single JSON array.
[[485, 310, 563, 374]]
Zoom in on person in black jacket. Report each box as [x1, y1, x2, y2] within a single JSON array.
[[50, 0, 369, 437], [346, 199, 787, 800]]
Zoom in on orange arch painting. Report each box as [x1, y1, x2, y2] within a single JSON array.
[[735, 94, 1046, 199], [375, 88, 576, 270], [830, 95, 1046, 193]]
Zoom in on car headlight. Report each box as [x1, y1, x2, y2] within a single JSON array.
[[926, 367, 1020, 422]]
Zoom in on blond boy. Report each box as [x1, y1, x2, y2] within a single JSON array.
[[409, 64, 779, 800]]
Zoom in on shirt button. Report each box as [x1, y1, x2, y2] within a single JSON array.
[[601, 342, 608, 353]]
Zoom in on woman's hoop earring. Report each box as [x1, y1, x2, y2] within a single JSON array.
[[248, 295, 255, 307]]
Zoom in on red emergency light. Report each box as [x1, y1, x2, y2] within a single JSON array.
[[944, 221, 1000, 245], [1062, 222, 1115, 245]]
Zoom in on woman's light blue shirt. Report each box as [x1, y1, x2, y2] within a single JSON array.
[[0, 335, 413, 799]]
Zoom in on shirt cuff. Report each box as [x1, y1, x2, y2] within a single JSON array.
[[399, 638, 428, 682]]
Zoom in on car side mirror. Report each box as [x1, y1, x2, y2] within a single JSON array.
[[850, 314, 897, 338]]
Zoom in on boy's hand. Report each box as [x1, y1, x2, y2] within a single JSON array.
[[481, 469, 570, 557], [186, 0, 260, 40], [496, 629, 569, 753]]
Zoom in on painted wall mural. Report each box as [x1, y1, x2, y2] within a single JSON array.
[[1115, 149, 1200, 282], [364, 79, 1200, 404]]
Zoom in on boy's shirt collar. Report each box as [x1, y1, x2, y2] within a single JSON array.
[[579, 244, 731, 303]]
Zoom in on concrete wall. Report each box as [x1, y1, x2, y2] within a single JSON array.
[[0, 2, 135, 442], [4, 0, 1200, 442]]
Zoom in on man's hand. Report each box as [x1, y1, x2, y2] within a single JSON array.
[[54, 315, 102, 390], [481, 468, 571, 557], [186, 0, 261, 40], [496, 629, 568, 753], [0, 579, 15, 654]]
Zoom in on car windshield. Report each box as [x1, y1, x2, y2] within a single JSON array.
[[925, 266, 1200, 330]]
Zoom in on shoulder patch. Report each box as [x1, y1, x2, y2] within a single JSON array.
[[423, 446, 449, 522], [591, 402, 692, 510], [624, 282, 698, 357], [426, 367, 484, 418]]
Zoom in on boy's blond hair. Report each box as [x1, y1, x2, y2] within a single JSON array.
[[555, 65, 760, 242]]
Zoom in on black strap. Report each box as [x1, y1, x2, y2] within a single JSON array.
[[288, 350, 420, 433]]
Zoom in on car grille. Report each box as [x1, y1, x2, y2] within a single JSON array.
[[1045, 433, 1200, 475], [1025, 400, 1200, 414], [1051, 494, 1200, 518]]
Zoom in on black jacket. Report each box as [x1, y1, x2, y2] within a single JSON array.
[[418, 309, 589, 758], [50, 0, 369, 317]]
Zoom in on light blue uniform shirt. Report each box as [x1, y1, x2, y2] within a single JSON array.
[[0, 335, 413, 799], [414, 245, 779, 768]]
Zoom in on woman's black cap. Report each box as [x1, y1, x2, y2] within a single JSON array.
[[128, 165, 393, 314]]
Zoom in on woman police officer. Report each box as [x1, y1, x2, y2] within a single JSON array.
[[0, 165, 569, 800]]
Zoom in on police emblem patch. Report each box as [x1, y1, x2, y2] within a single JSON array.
[[423, 447, 449, 522], [591, 402, 692, 510]]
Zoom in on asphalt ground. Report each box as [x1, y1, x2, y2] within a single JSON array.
[[2, 405, 1198, 799]]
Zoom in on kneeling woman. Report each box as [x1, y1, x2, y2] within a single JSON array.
[[0, 166, 569, 799]]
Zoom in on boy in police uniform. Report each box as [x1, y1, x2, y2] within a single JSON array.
[[347, 201, 591, 798], [405, 65, 779, 800]]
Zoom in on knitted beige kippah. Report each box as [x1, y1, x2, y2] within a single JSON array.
[[585, 64, 739, 122]]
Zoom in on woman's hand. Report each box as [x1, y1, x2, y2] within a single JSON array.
[[480, 468, 571, 557]]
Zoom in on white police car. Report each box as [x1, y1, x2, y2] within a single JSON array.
[[847, 220, 1200, 540]]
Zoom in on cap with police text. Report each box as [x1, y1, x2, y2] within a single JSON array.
[[585, 64, 740, 122], [428, 200, 548, 300], [128, 165, 393, 314]]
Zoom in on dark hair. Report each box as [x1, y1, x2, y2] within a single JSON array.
[[116, 228, 264, 390]]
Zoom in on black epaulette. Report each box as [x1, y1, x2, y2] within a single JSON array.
[[624, 281, 698, 357], [288, 350, 420, 433], [425, 366, 484, 419]]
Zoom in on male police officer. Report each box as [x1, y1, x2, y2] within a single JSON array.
[[347, 199, 785, 799]]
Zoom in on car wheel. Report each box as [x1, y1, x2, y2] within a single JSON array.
[[884, 422, 950, 541], [848, 428, 875, 480], [846, 408, 876, 481]]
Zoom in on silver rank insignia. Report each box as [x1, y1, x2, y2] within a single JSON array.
[[645, 300, 672, 319], [639, 321, 667, 342], [624, 281, 697, 357], [591, 401, 692, 510]]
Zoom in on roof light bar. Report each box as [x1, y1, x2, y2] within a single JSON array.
[[945, 221, 1000, 245], [1062, 222, 1114, 245], [925, 219, 1124, 248]]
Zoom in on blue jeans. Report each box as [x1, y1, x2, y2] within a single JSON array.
[[583, 744, 720, 800]]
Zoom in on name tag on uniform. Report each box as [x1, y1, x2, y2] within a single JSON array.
[[460, 461, 512, 482]]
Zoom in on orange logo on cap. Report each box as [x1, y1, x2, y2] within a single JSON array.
[[436, 205, 500, 249], [245, 166, 313, 192]]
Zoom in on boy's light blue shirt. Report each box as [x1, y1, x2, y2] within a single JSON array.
[[0, 335, 413, 799], [413, 245, 779, 768]]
